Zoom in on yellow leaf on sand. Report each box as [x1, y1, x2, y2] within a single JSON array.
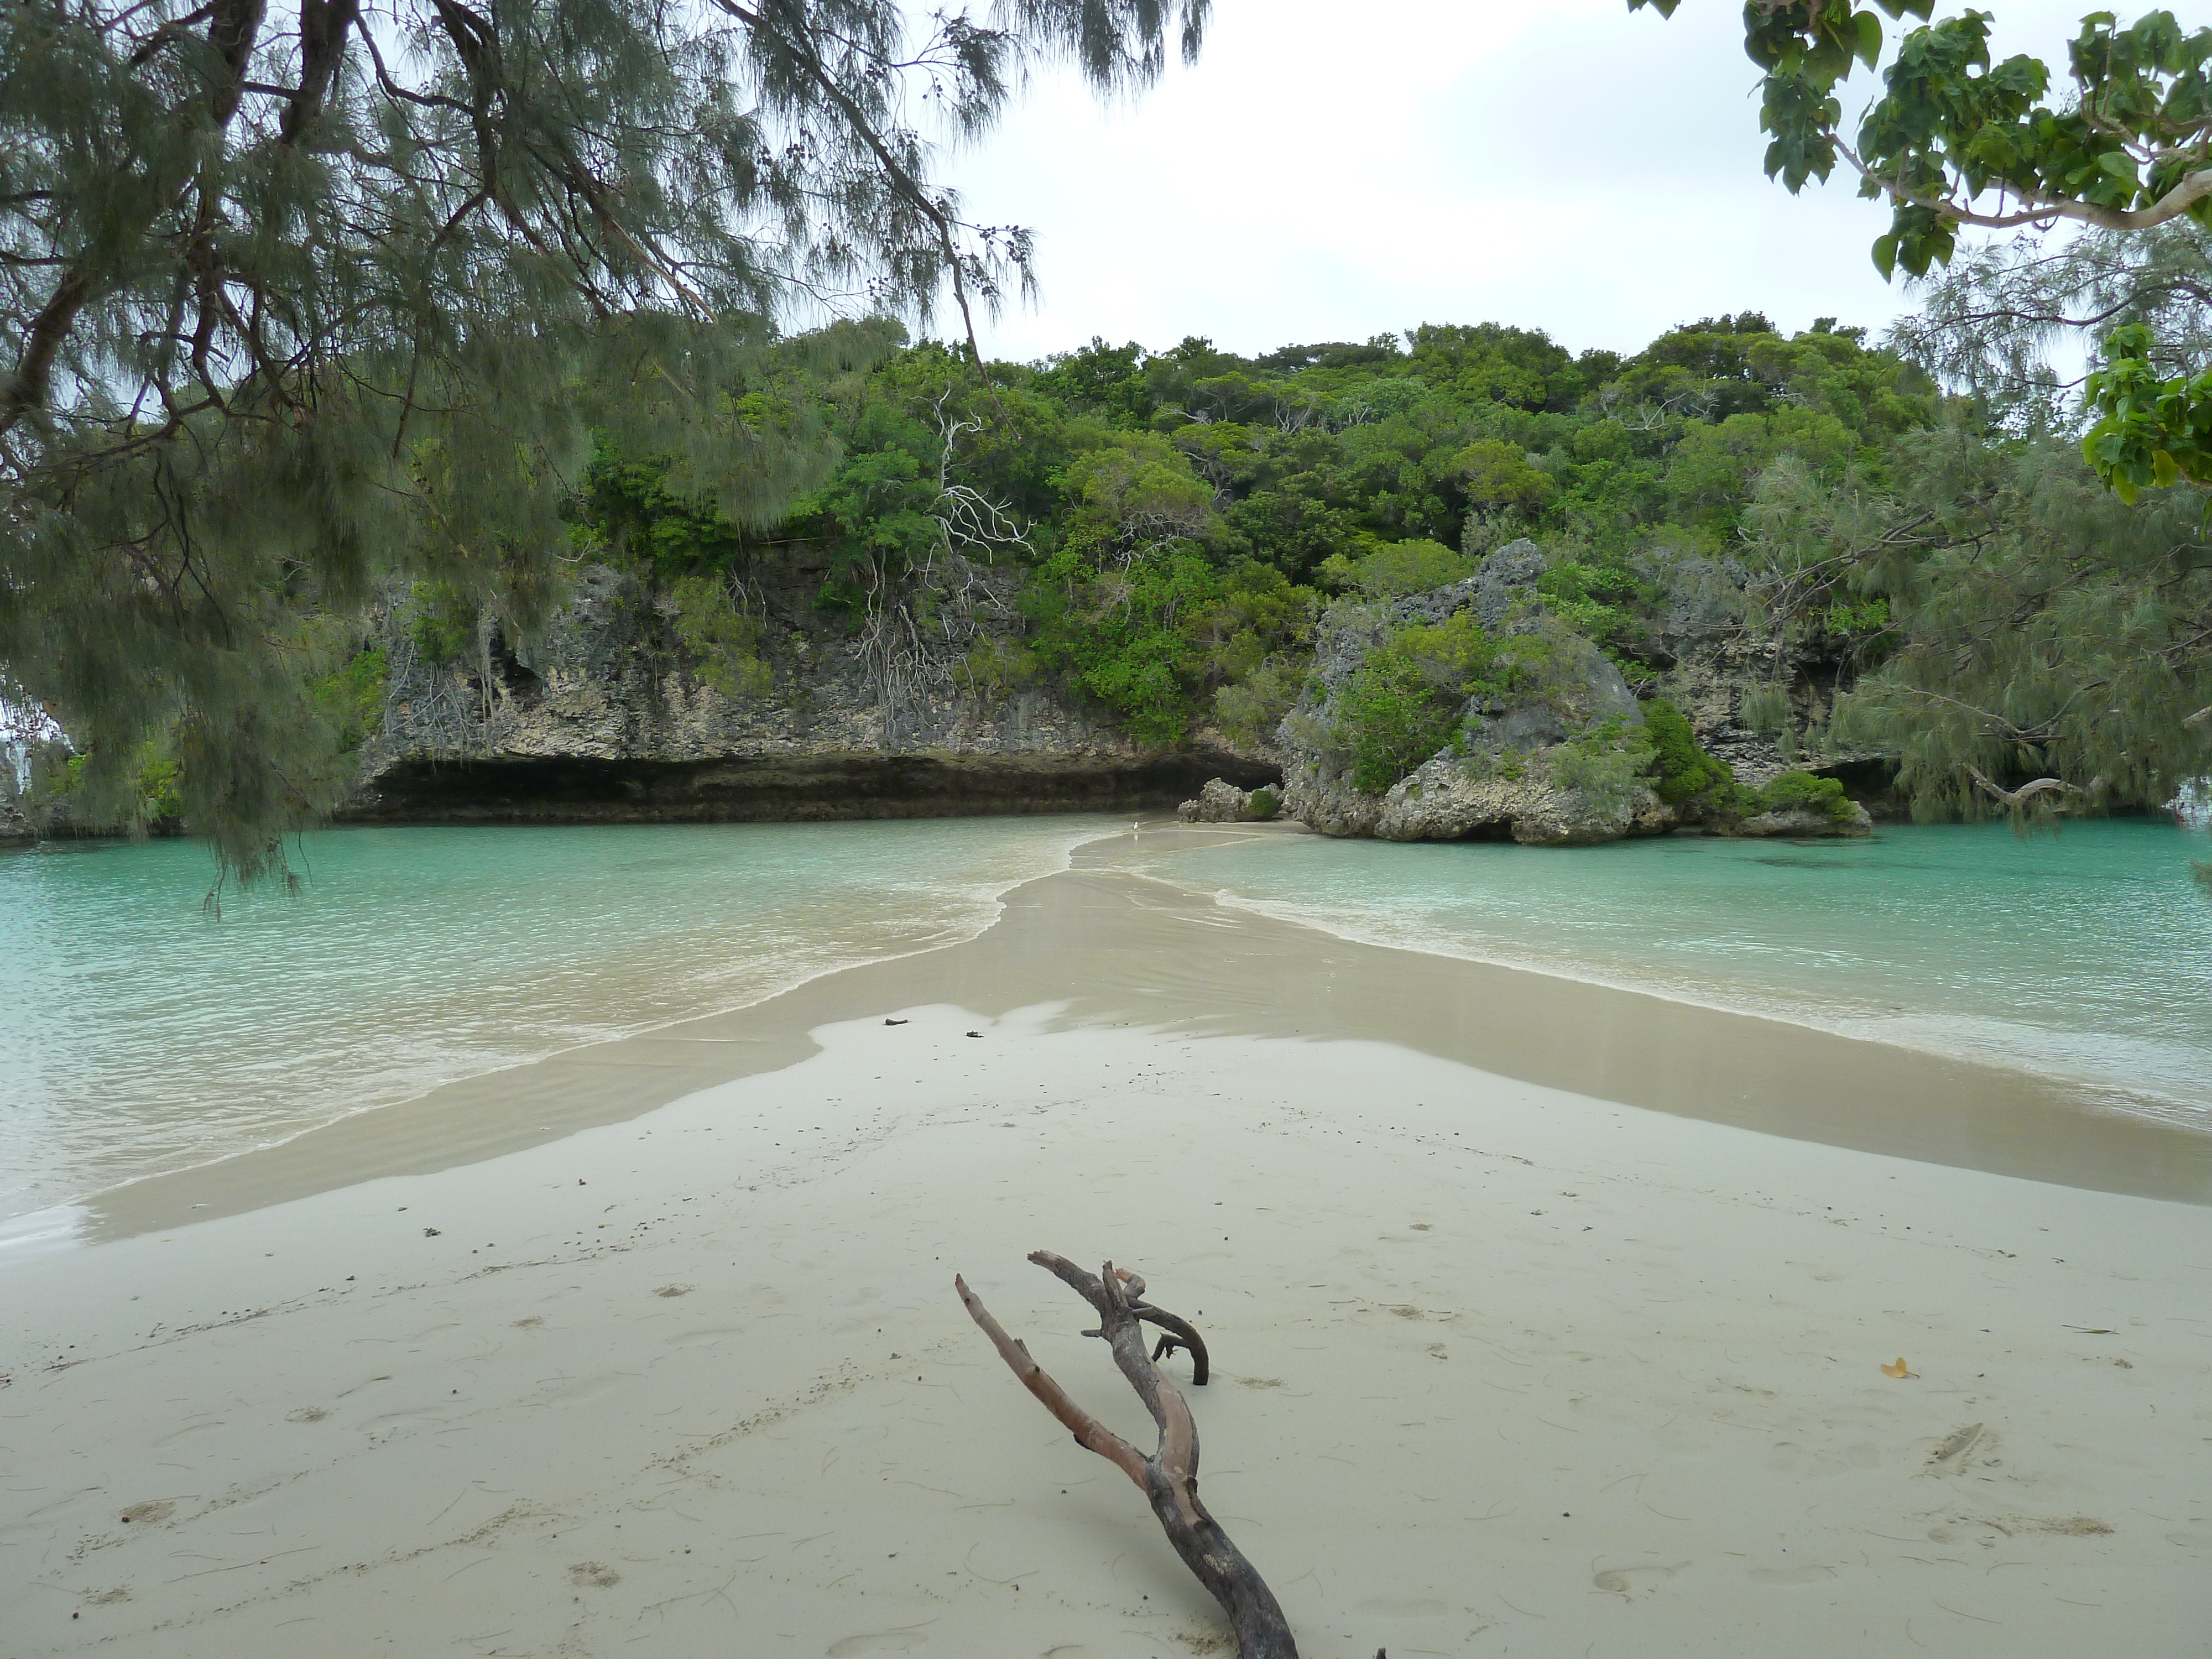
[[1881, 1357, 1912, 1379]]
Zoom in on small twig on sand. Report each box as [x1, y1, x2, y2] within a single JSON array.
[[956, 1253, 1300, 1659]]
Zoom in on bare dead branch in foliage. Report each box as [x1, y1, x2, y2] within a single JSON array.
[[1966, 765, 2077, 809], [955, 1254, 1299, 1659]]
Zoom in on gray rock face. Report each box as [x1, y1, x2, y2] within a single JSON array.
[[1176, 778, 1278, 823], [0, 773, 32, 846], [1733, 802, 1875, 838], [1641, 552, 1891, 792], [1368, 748, 1675, 845], [1277, 540, 1667, 846], [1466, 536, 1550, 632], [349, 557, 1276, 824]]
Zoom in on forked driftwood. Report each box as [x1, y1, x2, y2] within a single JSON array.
[[955, 1252, 1300, 1659]]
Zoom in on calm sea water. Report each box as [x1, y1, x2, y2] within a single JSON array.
[[5, 813, 2208, 1230], [0, 817, 1119, 1223], [1135, 817, 2212, 1127]]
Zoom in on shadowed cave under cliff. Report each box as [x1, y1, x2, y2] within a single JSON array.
[[343, 752, 1284, 826]]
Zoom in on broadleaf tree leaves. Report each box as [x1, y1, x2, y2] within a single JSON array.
[[1628, 1, 2212, 498]]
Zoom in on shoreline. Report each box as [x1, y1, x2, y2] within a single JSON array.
[[0, 813, 1131, 1236], [36, 825, 2212, 1252], [5, 977, 2208, 1653], [1125, 820, 2212, 1132], [12, 817, 2208, 1245]]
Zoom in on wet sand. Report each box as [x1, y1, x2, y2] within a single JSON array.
[[4, 827, 2209, 1656]]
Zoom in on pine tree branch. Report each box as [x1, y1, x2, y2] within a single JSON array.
[[709, 0, 988, 366], [278, 0, 362, 146], [1, 0, 269, 431]]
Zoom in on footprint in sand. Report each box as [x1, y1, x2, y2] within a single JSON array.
[[826, 1632, 927, 1655], [1923, 1422, 1991, 1475], [535, 1374, 633, 1407], [285, 1407, 330, 1423], [1592, 1561, 1689, 1598], [667, 1327, 747, 1349], [567, 1562, 621, 1588], [117, 1501, 174, 1526], [359, 1410, 447, 1438]]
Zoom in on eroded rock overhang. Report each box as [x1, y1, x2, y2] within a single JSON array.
[[343, 750, 1282, 826]]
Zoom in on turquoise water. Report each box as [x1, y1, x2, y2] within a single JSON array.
[[1136, 818, 2212, 1126], [0, 817, 1118, 1222], [5, 813, 2208, 1229]]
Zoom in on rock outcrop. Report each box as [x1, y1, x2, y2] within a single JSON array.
[[1279, 540, 1669, 845], [1731, 801, 1875, 838], [1640, 551, 1891, 794], [1276, 539, 1871, 846], [1359, 750, 1676, 845], [1176, 778, 1281, 823]]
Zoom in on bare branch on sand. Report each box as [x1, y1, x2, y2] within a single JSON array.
[[956, 1253, 1308, 1659]]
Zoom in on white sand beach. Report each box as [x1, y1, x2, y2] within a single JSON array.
[[5, 850, 2209, 1657]]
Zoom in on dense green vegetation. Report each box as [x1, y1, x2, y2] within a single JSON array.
[[20, 292, 2208, 844], [1621, 0, 2211, 827], [574, 313, 1939, 761], [405, 296, 2210, 826], [1642, 698, 1735, 812]]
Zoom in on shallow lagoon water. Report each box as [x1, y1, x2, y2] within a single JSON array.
[[4, 812, 2209, 1227], [1136, 817, 2212, 1126], [0, 816, 1118, 1220]]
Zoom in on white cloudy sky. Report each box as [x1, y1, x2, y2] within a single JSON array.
[[924, 0, 2094, 363]]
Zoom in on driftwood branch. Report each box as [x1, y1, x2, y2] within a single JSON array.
[[1966, 765, 2075, 809], [957, 1253, 1301, 1659], [1112, 1265, 1211, 1386], [954, 1270, 1149, 1487]]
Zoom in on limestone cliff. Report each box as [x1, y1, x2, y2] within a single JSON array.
[[0, 770, 32, 847], [347, 556, 1274, 825]]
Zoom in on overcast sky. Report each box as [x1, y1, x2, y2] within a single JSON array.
[[931, 0, 2094, 364]]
